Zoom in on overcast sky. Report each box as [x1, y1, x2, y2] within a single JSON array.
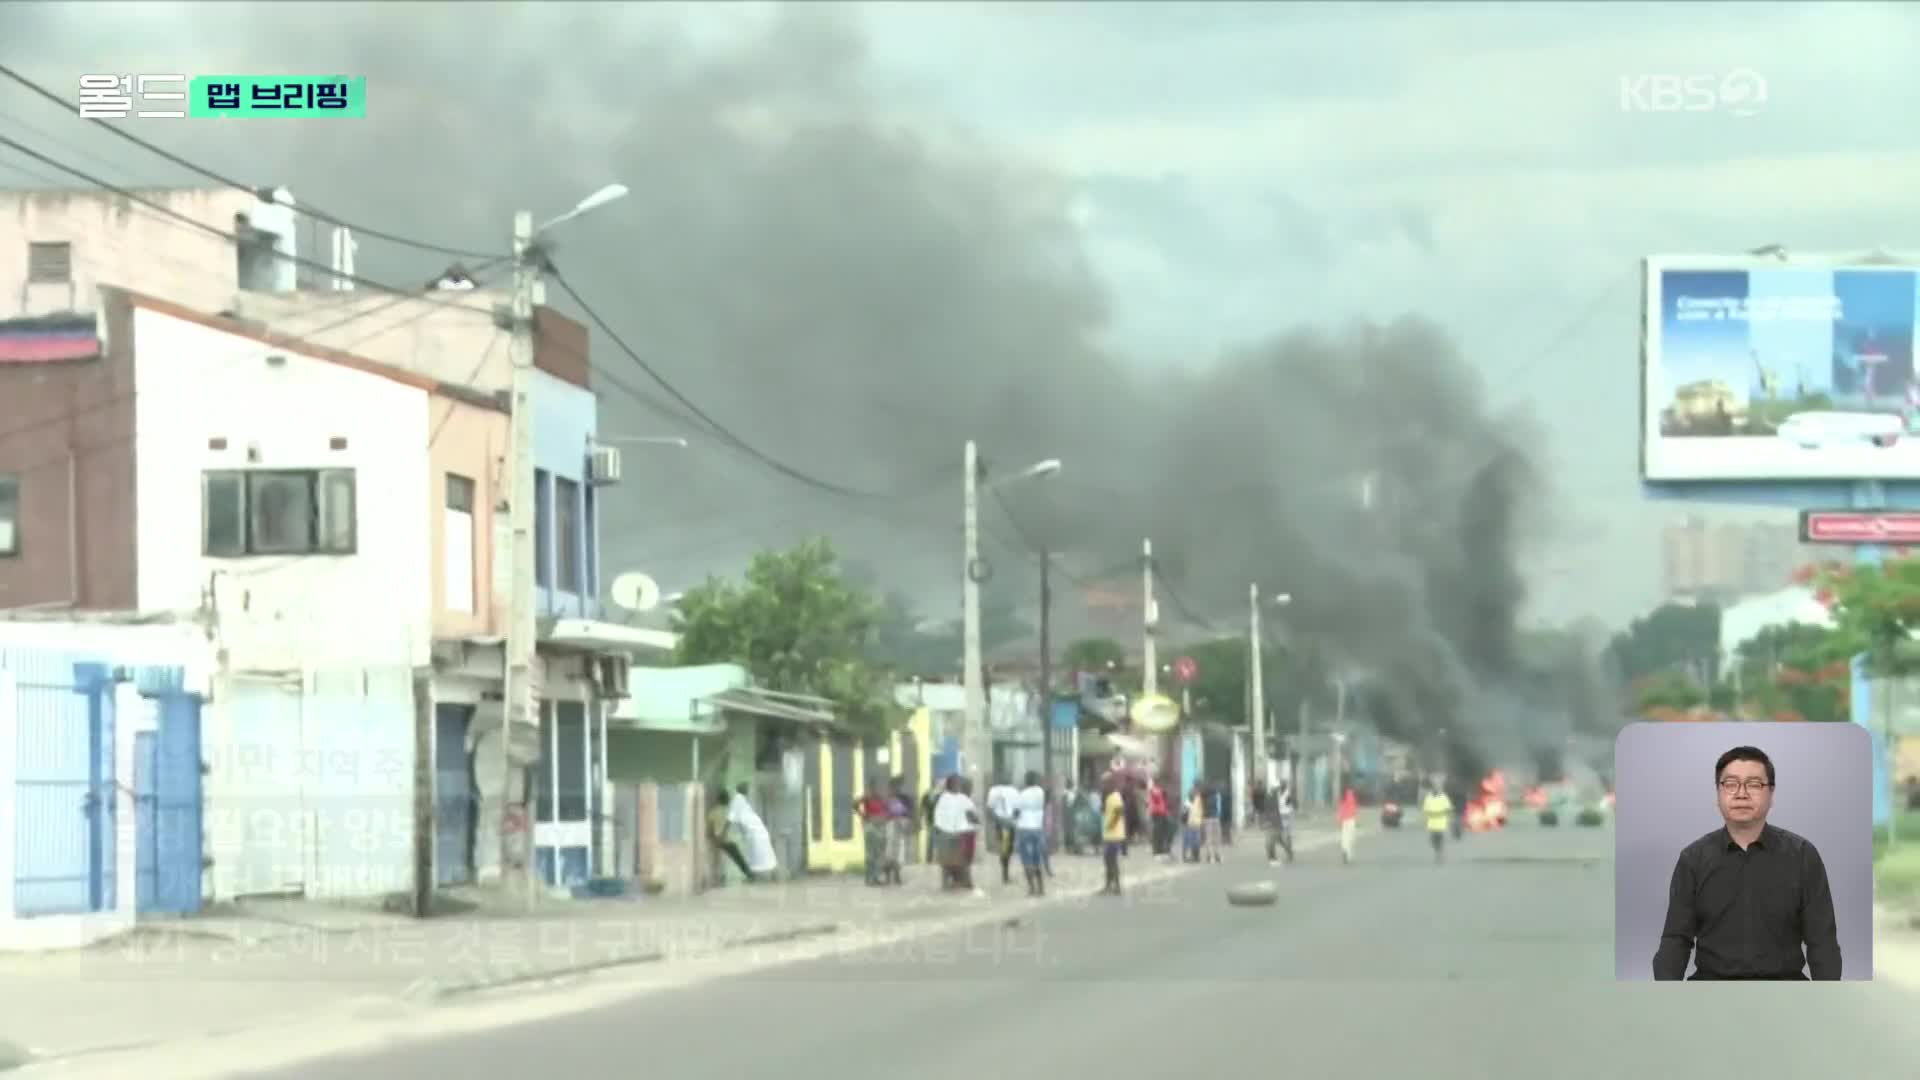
[[3, 1, 1915, 631]]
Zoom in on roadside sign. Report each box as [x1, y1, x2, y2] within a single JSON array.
[[1801, 510, 1920, 545]]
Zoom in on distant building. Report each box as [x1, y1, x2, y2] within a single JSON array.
[[1663, 515, 1824, 603]]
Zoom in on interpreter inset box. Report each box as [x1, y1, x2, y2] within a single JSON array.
[[1614, 721, 1873, 981]]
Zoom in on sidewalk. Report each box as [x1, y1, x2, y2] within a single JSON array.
[[0, 841, 1211, 1069]]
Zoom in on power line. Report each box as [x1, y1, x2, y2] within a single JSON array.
[[0, 249, 507, 451], [547, 264, 934, 501], [0, 64, 504, 261], [1149, 559, 1224, 635], [0, 133, 490, 311]]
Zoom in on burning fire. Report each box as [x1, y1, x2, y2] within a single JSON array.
[[1464, 770, 1508, 832]]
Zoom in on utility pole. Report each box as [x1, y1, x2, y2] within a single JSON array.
[[962, 440, 986, 790], [1298, 694, 1312, 809], [1142, 538, 1157, 697], [1249, 582, 1266, 787], [1039, 549, 1053, 783], [502, 208, 538, 903]]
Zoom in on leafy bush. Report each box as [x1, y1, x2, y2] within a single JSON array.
[[1575, 808, 1605, 827], [1538, 810, 1559, 827]]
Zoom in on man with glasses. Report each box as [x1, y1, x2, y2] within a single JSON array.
[[1652, 746, 1841, 981]]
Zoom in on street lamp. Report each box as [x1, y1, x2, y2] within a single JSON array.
[[537, 184, 631, 233], [962, 440, 1061, 791], [598, 435, 690, 448], [1249, 587, 1295, 788], [500, 181, 630, 901]]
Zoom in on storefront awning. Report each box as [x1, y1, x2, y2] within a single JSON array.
[[540, 617, 677, 654], [698, 686, 842, 729], [611, 663, 745, 734]]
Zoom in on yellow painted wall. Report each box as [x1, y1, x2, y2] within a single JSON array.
[[802, 712, 933, 873], [807, 737, 864, 872]]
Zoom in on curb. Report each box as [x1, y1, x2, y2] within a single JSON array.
[[412, 922, 846, 1001], [422, 856, 1220, 1002]]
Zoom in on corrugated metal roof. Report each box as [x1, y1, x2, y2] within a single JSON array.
[[610, 662, 747, 731]]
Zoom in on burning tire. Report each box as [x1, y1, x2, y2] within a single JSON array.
[[1227, 881, 1279, 907]]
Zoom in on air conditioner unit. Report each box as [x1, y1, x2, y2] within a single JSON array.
[[593, 655, 630, 699], [588, 445, 622, 486]]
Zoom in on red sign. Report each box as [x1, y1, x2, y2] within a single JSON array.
[[1801, 511, 1920, 545], [1173, 656, 1198, 683]]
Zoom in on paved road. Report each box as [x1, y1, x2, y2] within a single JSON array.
[[242, 824, 1920, 1080]]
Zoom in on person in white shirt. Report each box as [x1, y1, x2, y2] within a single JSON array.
[[1014, 771, 1050, 896], [727, 783, 779, 881], [1267, 781, 1295, 866], [985, 774, 1020, 885], [932, 774, 981, 892]]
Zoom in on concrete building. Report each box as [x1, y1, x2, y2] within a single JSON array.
[[3, 184, 667, 895], [1664, 515, 1825, 603], [1, 186, 298, 321], [242, 285, 672, 890], [0, 284, 518, 902]]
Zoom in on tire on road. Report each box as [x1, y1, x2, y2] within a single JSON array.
[[1226, 881, 1279, 908]]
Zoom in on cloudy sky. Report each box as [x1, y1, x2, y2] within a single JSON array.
[[3, 0, 1916, 634]]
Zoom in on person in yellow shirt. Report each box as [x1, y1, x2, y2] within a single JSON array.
[[1421, 782, 1454, 864], [1101, 775, 1127, 895]]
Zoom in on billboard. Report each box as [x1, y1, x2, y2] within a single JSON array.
[[1643, 255, 1920, 481]]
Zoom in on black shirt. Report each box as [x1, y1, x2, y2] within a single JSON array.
[[1653, 822, 1841, 981]]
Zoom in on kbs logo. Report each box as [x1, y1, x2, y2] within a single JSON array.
[[1618, 69, 1766, 117]]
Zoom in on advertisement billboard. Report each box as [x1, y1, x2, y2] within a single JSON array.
[[1643, 255, 1920, 481]]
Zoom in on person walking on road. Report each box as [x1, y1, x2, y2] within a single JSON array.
[[1062, 781, 1084, 855], [986, 773, 1020, 885], [1015, 771, 1049, 897], [1073, 786, 1101, 858], [1218, 781, 1235, 847], [857, 782, 892, 886], [1201, 782, 1225, 863], [1147, 777, 1173, 858], [706, 790, 754, 886], [1266, 780, 1295, 866], [933, 775, 982, 893], [1337, 785, 1359, 864], [1182, 783, 1205, 862], [1422, 781, 1454, 864], [728, 783, 780, 882], [1101, 775, 1127, 895]]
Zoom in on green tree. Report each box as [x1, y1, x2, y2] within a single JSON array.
[[1727, 621, 1849, 722], [1063, 637, 1127, 675], [1607, 602, 1722, 684], [1819, 559, 1920, 727], [1163, 637, 1288, 725], [671, 538, 898, 737], [1634, 671, 1705, 713]]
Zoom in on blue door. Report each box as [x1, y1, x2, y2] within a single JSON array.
[[434, 704, 474, 886], [134, 690, 204, 914], [10, 660, 115, 916]]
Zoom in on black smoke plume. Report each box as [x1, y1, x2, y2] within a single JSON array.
[[0, 3, 1610, 767]]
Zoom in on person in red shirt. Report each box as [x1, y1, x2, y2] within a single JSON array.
[[1338, 785, 1359, 865], [1147, 779, 1172, 857], [858, 785, 892, 886]]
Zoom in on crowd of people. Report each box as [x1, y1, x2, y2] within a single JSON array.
[[705, 766, 1387, 895]]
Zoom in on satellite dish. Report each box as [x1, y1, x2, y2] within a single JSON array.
[[610, 572, 661, 613], [1129, 693, 1182, 734]]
